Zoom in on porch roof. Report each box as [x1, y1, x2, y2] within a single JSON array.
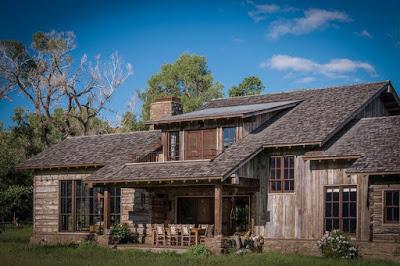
[[86, 160, 223, 183]]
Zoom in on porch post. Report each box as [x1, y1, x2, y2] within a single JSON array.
[[103, 188, 110, 232], [214, 184, 223, 236]]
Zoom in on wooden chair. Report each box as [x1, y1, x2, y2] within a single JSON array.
[[166, 224, 181, 246], [155, 224, 166, 246], [198, 224, 209, 244], [181, 224, 194, 246]]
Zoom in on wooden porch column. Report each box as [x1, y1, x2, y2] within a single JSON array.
[[214, 184, 223, 236], [103, 189, 110, 232]]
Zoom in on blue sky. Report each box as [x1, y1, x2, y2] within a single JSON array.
[[1, 0, 399, 127]]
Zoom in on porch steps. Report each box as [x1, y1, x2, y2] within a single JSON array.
[[115, 244, 189, 254]]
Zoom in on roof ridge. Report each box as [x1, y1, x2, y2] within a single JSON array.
[[207, 80, 389, 103], [66, 130, 161, 139], [359, 115, 400, 121]]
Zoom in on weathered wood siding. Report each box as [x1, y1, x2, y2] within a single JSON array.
[[369, 184, 400, 241], [356, 96, 388, 119], [239, 153, 370, 240]]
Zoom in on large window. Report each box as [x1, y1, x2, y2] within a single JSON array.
[[325, 186, 357, 234], [269, 156, 294, 192], [223, 127, 236, 149], [384, 191, 400, 224], [59, 180, 120, 232], [60, 180, 73, 231], [168, 131, 180, 160]]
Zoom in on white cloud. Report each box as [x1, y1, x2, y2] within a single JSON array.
[[247, 3, 296, 22], [295, 76, 316, 84], [355, 30, 373, 39], [268, 8, 351, 39], [262, 54, 376, 79]]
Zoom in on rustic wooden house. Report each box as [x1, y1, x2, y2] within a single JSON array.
[[18, 81, 400, 258]]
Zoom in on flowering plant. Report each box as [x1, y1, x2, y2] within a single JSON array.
[[317, 230, 358, 259]]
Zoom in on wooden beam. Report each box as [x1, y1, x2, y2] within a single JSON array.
[[103, 189, 110, 232], [214, 184, 223, 236]]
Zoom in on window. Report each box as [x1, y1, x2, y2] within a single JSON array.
[[184, 129, 217, 160], [325, 186, 357, 234], [60, 180, 73, 231], [168, 131, 180, 160], [384, 191, 400, 224], [109, 187, 121, 225], [59, 180, 121, 232], [269, 156, 294, 192], [223, 127, 236, 149]]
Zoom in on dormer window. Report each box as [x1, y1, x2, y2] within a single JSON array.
[[223, 127, 236, 149], [168, 131, 180, 161]]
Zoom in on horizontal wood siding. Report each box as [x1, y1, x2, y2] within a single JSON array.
[[370, 184, 400, 241]]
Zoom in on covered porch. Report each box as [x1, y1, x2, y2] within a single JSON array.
[[89, 176, 259, 251]]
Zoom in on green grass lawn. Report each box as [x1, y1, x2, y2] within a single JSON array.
[[0, 227, 398, 266]]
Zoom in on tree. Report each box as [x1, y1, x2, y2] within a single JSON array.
[[119, 111, 146, 132], [0, 31, 132, 143], [228, 76, 265, 97], [139, 53, 223, 120]]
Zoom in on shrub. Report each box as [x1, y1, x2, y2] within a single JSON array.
[[109, 223, 131, 243], [318, 230, 358, 259], [186, 245, 212, 257]]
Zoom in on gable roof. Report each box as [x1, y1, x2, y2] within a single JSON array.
[[86, 81, 393, 182], [16, 131, 162, 170], [305, 116, 400, 174]]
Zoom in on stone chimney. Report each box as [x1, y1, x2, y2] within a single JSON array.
[[149, 96, 182, 127]]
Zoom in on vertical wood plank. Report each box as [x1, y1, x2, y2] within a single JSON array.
[[214, 185, 223, 236], [103, 189, 110, 231]]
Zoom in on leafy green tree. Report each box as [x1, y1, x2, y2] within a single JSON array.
[[228, 76, 265, 97], [139, 53, 223, 120], [119, 111, 146, 132]]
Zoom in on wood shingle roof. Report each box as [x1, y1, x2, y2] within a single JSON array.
[[16, 131, 162, 170]]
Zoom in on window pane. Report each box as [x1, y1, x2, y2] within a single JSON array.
[[332, 203, 339, 217], [169, 131, 180, 160], [223, 127, 236, 149], [343, 218, 349, 233], [350, 202, 357, 217], [325, 203, 332, 217], [394, 192, 400, 206], [343, 202, 349, 217], [333, 219, 339, 230], [350, 219, 356, 233]]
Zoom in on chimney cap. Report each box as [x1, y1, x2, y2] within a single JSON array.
[[152, 96, 181, 103]]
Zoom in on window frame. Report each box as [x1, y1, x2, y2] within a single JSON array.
[[222, 127, 236, 149], [383, 190, 400, 225], [58, 180, 121, 232], [268, 156, 295, 193], [167, 131, 180, 161], [324, 185, 357, 234]]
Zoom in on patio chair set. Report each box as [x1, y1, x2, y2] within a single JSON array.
[[152, 224, 214, 247]]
